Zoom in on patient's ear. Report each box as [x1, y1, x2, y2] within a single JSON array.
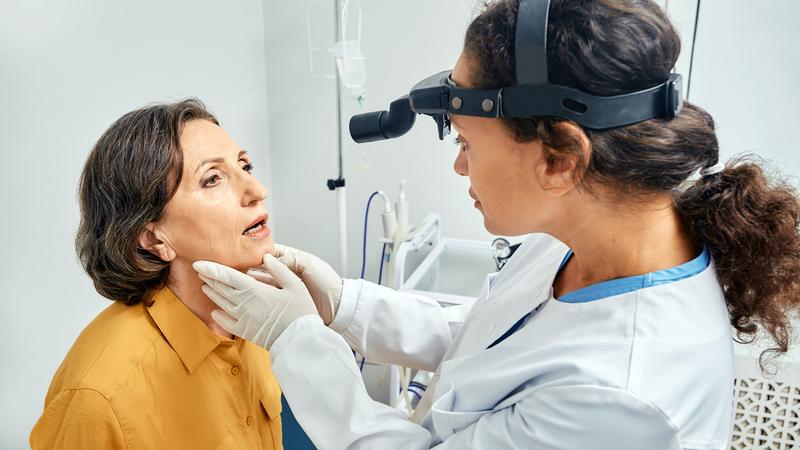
[[138, 223, 176, 262]]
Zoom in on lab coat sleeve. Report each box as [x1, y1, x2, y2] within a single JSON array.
[[30, 388, 128, 450], [328, 278, 470, 372], [271, 314, 434, 450]]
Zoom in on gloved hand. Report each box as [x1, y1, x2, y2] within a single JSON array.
[[272, 244, 343, 325], [193, 253, 317, 349]]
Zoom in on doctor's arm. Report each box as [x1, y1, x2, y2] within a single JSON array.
[[330, 278, 470, 371], [273, 245, 470, 371]]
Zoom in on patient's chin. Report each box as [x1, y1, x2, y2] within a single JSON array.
[[229, 255, 265, 272], [236, 241, 276, 271], [189, 239, 275, 273]]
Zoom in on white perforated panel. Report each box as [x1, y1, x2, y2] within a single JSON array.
[[730, 377, 800, 449]]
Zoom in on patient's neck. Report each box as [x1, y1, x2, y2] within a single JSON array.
[[166, 259, 234, 339]]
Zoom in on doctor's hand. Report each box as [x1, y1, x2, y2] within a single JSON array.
[[193, 253, 317, 349], [273, 244, 343, 325]]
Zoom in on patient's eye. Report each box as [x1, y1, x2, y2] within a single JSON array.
[[239, 156, 253, 173], [202, 174, 221, 187]]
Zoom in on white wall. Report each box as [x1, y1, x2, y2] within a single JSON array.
[[0, 1, 272, 447], [263, 0, 489, 282], [662, 0, 800, 178], [688, 0, 800, 178]]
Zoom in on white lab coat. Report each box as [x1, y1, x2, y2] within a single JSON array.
[[270, 233, 734, 449]]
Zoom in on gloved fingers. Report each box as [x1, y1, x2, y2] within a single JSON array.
[[246, 268, 280, 287], [210, 309, 239, 335], [198, 273, 240, 299], [273, 243, 303, 267], [260, 300, 294, 349], [192, 260, 255, 290], [272, 244, 298, 258], [277, 253, 304, 274], [263, 253, 303, 288], [201, 284, 241, 318]]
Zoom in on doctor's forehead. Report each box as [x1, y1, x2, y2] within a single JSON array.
[[450, 54, 476, 132], [451, 53, 474, 88]]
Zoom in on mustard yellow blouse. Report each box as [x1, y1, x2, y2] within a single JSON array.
[[31, 287, 283, 449]]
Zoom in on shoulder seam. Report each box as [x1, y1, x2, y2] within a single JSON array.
[[72, 333, 162, 401], [107, 335, 162, 400], [63, 388, 131, 450]]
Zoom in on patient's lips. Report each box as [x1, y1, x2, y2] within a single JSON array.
[[242, 213, 270, 239]]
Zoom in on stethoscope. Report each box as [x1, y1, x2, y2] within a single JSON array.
[[491, 238, 518, 270]]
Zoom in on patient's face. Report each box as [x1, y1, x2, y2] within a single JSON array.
[[157, 119, 274, 271]]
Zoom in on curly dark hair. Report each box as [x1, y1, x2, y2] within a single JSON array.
[[76, 99, 218, 306], [465, 0, 800, 370]]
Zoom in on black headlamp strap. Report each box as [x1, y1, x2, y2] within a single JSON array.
[[515, 0, 551, 85], [397, 0, 684, 140]]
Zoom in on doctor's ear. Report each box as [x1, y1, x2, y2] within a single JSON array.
[[137, 223, 176, 262], [534, 121, 591, 196]]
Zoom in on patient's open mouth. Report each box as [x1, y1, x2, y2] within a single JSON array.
[[242, 214, 269, 238]]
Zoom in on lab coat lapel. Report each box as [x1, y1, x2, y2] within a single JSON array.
[[413, 235, 568, 430], [449, 235, 568, 357]]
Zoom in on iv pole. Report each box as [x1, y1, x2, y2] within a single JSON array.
[[327, 0, 348, 275]]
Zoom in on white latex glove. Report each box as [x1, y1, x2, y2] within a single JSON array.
[[273, 244, 343, 325], [193, 253, 317, 349]]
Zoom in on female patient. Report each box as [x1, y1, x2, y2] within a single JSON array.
[[30, 99, 282, 449]]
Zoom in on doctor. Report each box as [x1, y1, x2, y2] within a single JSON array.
[[194, 0, 800, 448]]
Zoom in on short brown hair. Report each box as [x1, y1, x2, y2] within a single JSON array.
[[76, 99, 218, 305]]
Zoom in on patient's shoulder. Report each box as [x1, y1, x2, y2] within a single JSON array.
[[45, 301, 161, 400]]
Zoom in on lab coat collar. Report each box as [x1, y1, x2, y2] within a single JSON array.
[[146, 286, 225, 374], [484, 234, 568, 311], [447, 234, 569, 359], [485, 233, 568, 300]]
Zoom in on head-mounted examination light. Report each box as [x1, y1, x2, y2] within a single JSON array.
[[349, 0, 684, 143]]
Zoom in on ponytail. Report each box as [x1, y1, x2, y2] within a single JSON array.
[[677, 158, 800, 370]]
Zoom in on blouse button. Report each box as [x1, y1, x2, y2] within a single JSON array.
[[246, 416, 254, 426], [231, 366, 240, 375]]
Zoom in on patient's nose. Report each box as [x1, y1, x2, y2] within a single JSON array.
[[243, 177, 268, 206]]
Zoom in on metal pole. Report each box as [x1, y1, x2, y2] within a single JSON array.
[[335, 0, 344, 179], [332, 0, 348, 274]]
